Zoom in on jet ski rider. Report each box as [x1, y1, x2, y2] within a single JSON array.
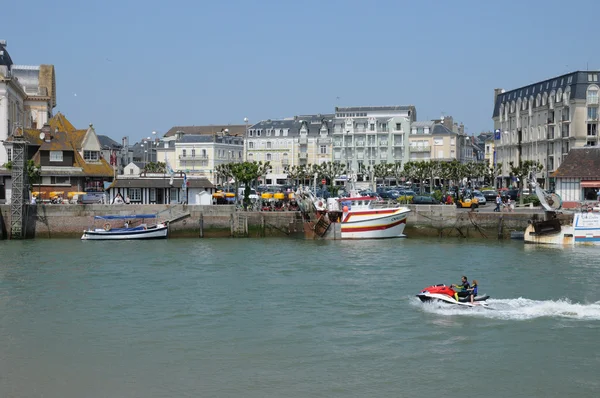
[[450, 276, 471, 301]]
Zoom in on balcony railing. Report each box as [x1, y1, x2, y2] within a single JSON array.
[[298, 152, 308, 159], [379, 141, 388, 146], [179, 155, 209, 160], [356, 141, 365, 147], [318, 137, 331, 144], [394, 141, 404, 147], [588, 96, 599, 105], [409, 145, 431, 153], [299, 137, 308, 144], [281, 159, 289, 165]]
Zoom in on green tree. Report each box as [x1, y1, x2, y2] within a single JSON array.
[[143, 161, 166, 173], [509, 160, 543, 204], [320, 161, 347, 194], [373, 162, 393, 186], [4, 160, 42, 194], [486, 162, 503, 188], [445, 160, 467, 199]]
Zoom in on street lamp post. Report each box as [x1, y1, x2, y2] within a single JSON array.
[[244, 117, 249, 161], [152, 131, 157, 164]]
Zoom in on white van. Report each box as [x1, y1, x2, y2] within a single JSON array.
[[238, 187, 259, 200]]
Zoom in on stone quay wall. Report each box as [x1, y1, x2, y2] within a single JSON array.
[[0, 204, 571, 240]]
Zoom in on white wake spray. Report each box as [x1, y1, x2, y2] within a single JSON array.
[[413, 297, 600, 321]]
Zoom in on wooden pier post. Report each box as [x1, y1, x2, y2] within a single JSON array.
[[230, 213, 234, 237], [199, 213, 204, 238]]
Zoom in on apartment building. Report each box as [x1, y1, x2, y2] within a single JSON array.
[[492, 71, 600, 186], [246, 114, 334, 185], [332, 106, 416, 181]]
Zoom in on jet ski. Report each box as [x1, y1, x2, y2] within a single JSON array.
[[416, 284, 490, 307]]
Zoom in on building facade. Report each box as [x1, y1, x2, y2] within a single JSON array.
[[156, 132, 244, 185], [492, 71, 600, 187], [1, 40, 56, 166], [332, 106, 415, 182], [551, 147, 600, 206], [246, 114, 334, 185], [407, 116, 472, 163]]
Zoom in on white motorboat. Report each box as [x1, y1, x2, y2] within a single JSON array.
[[523, 175, 600, 245], [81, 214, 168, 240]]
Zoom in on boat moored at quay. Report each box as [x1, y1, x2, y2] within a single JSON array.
[[81, 214, 168, 240], [297, 189, 411, 240]]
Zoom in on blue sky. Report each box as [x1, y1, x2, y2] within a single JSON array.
[[4, 0, 600, 143]]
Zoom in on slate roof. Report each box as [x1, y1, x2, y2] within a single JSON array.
[[0, 41, 13, 68], [552, 147, 600, 178], [177, 134, 243, 144], [164, 125, 246, 138], [432, 124, 457, 135], [250, 114, 334, 137], [492, 71, 600, 118], [98, 135, 122, 149], [411, 121, 434, 128], [336, 106, 413, 112], [110, 177, 214, 189]]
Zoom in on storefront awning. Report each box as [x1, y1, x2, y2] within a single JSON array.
[[580, 181, 600, 188]]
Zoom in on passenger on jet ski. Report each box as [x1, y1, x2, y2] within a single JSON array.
[[468, 280, 478, 303], [450, 276, 471, 301]]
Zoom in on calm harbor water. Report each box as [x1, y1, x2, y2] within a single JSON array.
[[1, 238, 600, 398]]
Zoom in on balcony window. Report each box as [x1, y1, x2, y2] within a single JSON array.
[[395, 123, 402, 130], [588, 107, 598, 120], [182, 149, 186, 157], [587, 141, 597, 147], [248, 142, 254, 149], [588, 123, 597, 136], [50, 151, 63, 162], [320, 145, 327, 154], [6, 148, 11, 162], [267, 141, 272, 149], [266, 153, 272, 161], [587, 89, 598, 104], [191, 149, 196, 157], [369, 124, 375, 131]]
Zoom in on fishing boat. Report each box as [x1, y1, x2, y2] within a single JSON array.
[[523, 174, 600, 245], [81, 214, 168, 240], [299, 189, 411, 239]]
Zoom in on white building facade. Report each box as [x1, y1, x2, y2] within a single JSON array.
[[156, 133, 244, 185], [0, 40, 56, 166], [332, 106, 416, 181], [246, 115, 334, 185]]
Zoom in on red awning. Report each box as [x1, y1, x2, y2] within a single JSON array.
[[580, 181, 600, 188]]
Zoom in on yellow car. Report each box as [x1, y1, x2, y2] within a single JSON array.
[[456, 197, 479, 209]]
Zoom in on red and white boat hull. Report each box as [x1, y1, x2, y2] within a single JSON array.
[[340, 207, 410, 239]]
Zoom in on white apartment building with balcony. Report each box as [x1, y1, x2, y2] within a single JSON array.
[[156, 133, 243, 185], [246, 114, 333, 185], [492, 71, 600, 187], [331, 106, 416, 181]]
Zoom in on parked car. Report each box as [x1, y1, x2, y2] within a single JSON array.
[[473, 190, 487, 205], [481, 189, 498, 202], [412, 195, 440, 205], [501, 189, 520, 201]]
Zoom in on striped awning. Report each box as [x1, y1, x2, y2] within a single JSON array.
[[580, 180, 600, 188]]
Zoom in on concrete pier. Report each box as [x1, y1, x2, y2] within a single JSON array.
[[0, 204, 571, 239]]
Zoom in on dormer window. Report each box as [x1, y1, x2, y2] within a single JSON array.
[[84, 150, 100, 162], [50, 150, 63, 162]]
